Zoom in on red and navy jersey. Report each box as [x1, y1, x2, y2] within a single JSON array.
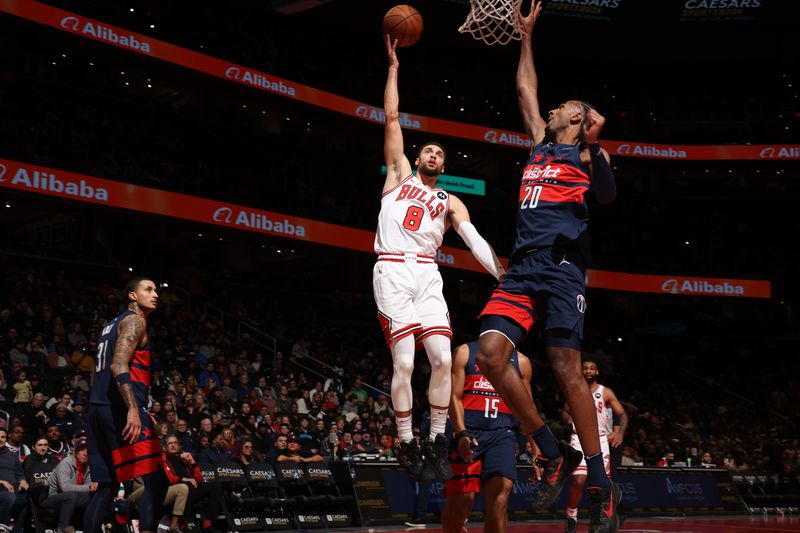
[[462, 342, 519, 431], [89, 310, 150, 408], [513, 142, 591, 259]]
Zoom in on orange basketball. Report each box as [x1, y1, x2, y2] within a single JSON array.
[[383, 5, 423, 47]]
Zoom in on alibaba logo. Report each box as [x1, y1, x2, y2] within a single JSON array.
[[661, 279, 678, 294], [759, 147, 775, 158], [483, 130, 498, 143], [616, 144, 631, 155], [60, 16, 81, 30], [212, 207, 233, 223], [355, 105, 369, 118], [225, 67, 241, 80], [0, 164, 6, 182]]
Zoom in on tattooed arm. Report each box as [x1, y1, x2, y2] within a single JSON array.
[[110, 314, 146, 443]]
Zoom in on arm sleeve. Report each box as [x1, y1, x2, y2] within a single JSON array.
[[588, 143, 616, 204], [456, 222, 506, 281]]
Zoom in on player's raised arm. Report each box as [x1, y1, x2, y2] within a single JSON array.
[[517, 1, 547, 145], [449, 344, 476, 462], [449, 195, 505, 281], [110, 314, 145, 443], [581, 108, 617, 204], [383, 34, 413, 194]]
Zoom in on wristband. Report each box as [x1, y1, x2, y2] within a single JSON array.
[[456, 430, 472, 442], [115, 372, 132, 386]]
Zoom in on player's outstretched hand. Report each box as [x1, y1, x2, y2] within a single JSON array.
[[123, 407, 142, 444], [518, 1, 542, 37], [582, 108, 606, 145], [385, 34, 399, 68], [457, 433, 478, 463]]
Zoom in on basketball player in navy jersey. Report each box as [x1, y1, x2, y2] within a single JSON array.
[[441, 341, 533, 533], [83, 278, 167, 533], [474, 3, 620, 532]]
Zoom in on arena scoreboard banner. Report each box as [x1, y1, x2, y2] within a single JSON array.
[[351, 463, 746, 526], [0, 157, 771, 298], [2, 0, 798, 161]]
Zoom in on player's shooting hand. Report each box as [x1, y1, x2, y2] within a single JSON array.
[[122, 406, 142, 444], [518, 1, 542, 37], [385, 34, 399, 68], [608, 431, 623, 447], [457, 434, 477, 463], [582, 108, 606, 145]]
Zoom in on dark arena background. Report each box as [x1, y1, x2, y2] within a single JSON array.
[[1, 0, 799, 532]]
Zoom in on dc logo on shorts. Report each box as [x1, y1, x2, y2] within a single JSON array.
[[576, 295, 587, 314]]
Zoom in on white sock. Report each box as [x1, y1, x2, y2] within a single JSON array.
[[429, 406, 448, 441], [567, 507, 578, 520], [397, 414, 413, 443]]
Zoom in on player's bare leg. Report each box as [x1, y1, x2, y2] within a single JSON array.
[[483, 476, 514, 533], [441, 492, 473, 533], [566, 473, 587, 532]]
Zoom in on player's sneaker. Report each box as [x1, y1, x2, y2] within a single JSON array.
[[588, 482, 621, 533], [565, 517, 578, 533], [532, 443, 583, 510], [397, 439, 427, 480], [423, 434, 453, 481]]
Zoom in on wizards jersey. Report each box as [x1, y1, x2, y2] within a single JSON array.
[[513, 142, 591, 259], [462, 342, 519, 431], [375, 173, 450, 258], [89, 310, 151, 408]]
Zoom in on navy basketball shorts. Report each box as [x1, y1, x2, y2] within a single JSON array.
[[479, 247, 586, 347], [86, 403, 162, 483], [445, 428, 517, 495]]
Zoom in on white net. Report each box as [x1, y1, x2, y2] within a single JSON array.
[[458, 0, 524, 46]]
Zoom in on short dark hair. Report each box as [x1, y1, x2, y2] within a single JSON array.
[[418, 142, 446, 161], [124, 277, 153, 302]]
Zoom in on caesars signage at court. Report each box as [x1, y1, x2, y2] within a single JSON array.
[[2, 0, 797, 161], [0, 158, 771, 299]]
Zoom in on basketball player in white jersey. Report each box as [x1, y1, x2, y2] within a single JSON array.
[[562, 357, 627, 533], [375, 35, 506, 481]]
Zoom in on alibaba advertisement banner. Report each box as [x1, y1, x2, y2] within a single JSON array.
[[2, 0, 797, 161], [0, 158, 771, 298]]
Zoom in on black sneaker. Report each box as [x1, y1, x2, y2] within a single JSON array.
[[397, 439, 426, 480], [565, 517, 577, 533], [588, 482, 621, 533], [423, 434, 453, 481], [532, 443, 583, 510]]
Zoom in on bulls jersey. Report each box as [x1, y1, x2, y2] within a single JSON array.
[[462, 342, 519, 431], [375, 173, 449, 257], [573, 385, 613, 437], [513, 142, 591, 258], [89, 310, 151, 408]]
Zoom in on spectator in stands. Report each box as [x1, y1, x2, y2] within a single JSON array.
[[12, 371, 32, 405], [46, 391, 72, 415], [220, 428, 236, 452], [198, 362, 221, 389], [47, 343, 70, 369], [0, 428, 29, 532], [699, 451, 715, 467], [334, 432, 354, 460], [175, 420, 194, 453], [234, 437, 260, 467], [19, 392, 49, 436], [52, 405, 76, 440], [22, 437, 53, 488], [277, 436, 322, 464], [195, 417, 213, 448], [5, 427, 30, 462], [373, 394, 393, 419], [160, 435, 223, 533], [69, 398, 87, 436], [198, 433, 233, 465], [45, 424, 71, 460], [621, 446, 640, 466], [378, 434, 394, 460], [342, 395, 360, 423], [266, 435, 288, 467], [276, 385, 292, 414], [42, 437, 95, 533], [251, 422, 274, 456], [360, 432, 379, 455], [656, 450, 675, 467]]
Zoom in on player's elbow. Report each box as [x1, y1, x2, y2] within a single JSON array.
[[384, 109, 400, 123]]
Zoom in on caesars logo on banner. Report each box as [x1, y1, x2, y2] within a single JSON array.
[[661, 278, 745, 296], [224, 66, 297, 97], [616, 143, 688, 158], [212, 207, 306, 236], [545, 0, 623, 20], [759, 147, 800, 159], [355, 105, 421, 129], [60, 16, 151, 53]]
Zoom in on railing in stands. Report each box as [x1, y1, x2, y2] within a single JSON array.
[[237, 320, 277, 360]]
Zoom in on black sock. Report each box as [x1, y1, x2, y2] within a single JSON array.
[[530, 426, 561, 459], [585, 452, 611, 488]]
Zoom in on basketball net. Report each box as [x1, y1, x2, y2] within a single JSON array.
[[458, 0, 524, 46]]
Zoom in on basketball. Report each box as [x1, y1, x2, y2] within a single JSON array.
[[383, 5, 423, 47]]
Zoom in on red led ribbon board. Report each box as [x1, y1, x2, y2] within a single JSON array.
[[0, 158, 771, 298], [1, 0, 797, 161]]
